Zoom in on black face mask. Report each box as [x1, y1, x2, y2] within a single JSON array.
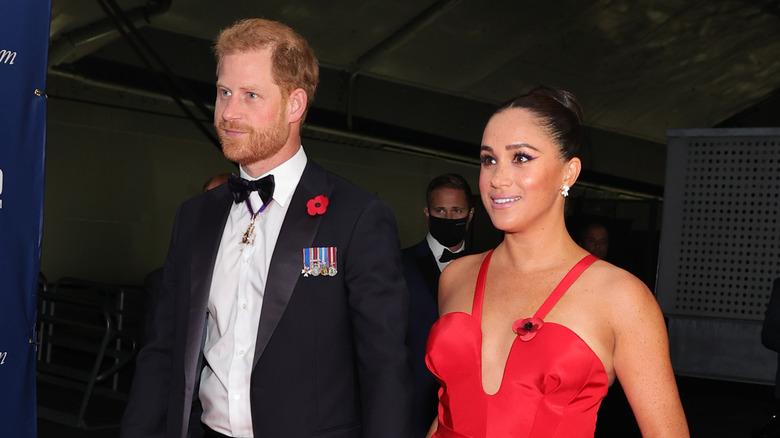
[[429, 215, 469, 248]]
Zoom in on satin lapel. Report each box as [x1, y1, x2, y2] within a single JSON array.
[[253, 163, 331, 367], [416, 244, 441, 300], [183, 187, 232, 389]]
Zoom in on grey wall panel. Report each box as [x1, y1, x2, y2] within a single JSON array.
[[668, 317, 775, 384], [657, 128, 780, 382]]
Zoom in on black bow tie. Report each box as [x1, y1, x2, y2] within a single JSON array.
[[439, 249, 464, 263], [228, 173, 275, 206]]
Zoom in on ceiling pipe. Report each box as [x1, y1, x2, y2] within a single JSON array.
[[303, 125, 662, 200], [48, 0, 171, 68], [46, 66, 662, 200], [304, 124, 478, 165], [95, 0, 220, 149], [345, 0, 462, 130]]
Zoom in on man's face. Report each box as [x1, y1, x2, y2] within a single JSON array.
[[425, 188, 472, 222], [214, 49, 290, 168], [582, 225, 609, 259]]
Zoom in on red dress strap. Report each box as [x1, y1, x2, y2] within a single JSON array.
[[472, 250, 494, 319], [534, 254, 599, 320]]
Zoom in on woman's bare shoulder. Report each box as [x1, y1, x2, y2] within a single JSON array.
[[585, 260, 652, 297], [441, 251, 491, 283], [582, 260, 663, 326], [438, 251, 492, 314]]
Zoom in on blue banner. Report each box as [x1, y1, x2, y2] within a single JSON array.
[[0, 1, 51, 436]]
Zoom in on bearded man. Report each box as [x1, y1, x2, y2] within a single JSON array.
[[120, 18, 413, 438]]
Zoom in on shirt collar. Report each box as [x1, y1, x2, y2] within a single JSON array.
[[426, 232, 465, 260], [238, 146, 307, 209]]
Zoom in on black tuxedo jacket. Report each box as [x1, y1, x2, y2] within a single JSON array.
[[121, 160, 413, 438], [401, 240, 442, 437]]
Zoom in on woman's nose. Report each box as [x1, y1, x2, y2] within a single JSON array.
[[491, 163, 511, 188]]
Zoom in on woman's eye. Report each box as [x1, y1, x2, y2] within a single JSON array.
[[514, 153, 533, 163], [480, 155, 496, 166]]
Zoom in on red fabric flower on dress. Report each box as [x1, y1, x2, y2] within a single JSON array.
[[512, 317, 544, 341], [307, 195, 329, 216]]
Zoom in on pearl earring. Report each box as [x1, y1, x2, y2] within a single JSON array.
[[561, 185, 570, 197]]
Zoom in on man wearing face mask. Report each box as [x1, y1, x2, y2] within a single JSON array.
[[401, 173, 474, 438]]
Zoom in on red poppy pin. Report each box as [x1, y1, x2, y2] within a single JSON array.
[[307, 195, 329, 216], [512, 317, 544, 341]]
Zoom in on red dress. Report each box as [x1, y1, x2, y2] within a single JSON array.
[[425, 252, 608, 437]]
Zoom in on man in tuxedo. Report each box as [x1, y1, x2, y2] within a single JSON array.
[[401, 173, 473, 437], [121, 18, 412, 438]]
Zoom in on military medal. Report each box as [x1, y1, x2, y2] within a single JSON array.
[[241, 198, 271, 246], [302, 246, 338, 277], [242, 212, 259, 245]]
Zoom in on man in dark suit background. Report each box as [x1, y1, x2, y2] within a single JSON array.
[[402, 173, 474, 437], [121, 18, 412, 438]]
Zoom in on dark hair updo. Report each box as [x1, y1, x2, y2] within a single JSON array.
[[494, 85, 584, 161]]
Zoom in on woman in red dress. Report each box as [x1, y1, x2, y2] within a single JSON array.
[[425, 86, 689, 437]]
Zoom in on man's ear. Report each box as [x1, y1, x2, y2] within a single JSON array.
[[423, 206, 430, 219], [288, 88, 307, 123]]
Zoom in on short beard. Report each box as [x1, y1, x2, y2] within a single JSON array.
[[217, 111, 289, 166]]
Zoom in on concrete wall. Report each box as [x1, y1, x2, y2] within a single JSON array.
[[41, 97, 481, 285], [41, 71, 668, 286]]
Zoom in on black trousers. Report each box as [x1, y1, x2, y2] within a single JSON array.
[[202, 423, 233, 438]]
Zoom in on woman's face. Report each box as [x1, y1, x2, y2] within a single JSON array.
[[478, 107, 578, 233]]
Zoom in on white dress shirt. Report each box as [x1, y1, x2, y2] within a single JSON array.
[[426, 233, 465, 273], [200, 146, 307, 437]]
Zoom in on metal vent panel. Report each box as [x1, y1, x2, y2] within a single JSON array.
[[657, 128, 780, 320]]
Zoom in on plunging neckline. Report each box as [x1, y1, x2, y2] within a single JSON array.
[[473, 251, 600, 395], [424, 251, 610, 437]]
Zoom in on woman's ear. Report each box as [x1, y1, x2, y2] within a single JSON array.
[[564, 157, 582, 188]]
